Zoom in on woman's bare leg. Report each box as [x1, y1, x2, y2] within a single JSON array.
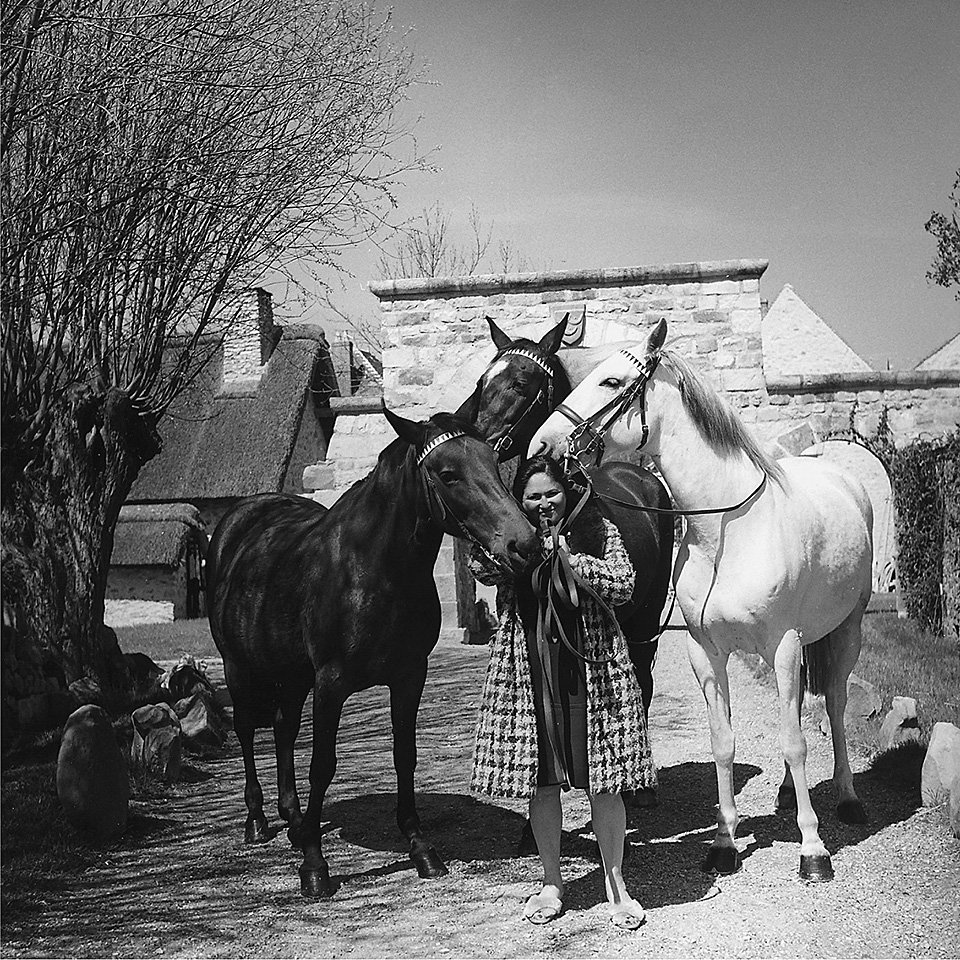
[[590, 791, 645, 929]]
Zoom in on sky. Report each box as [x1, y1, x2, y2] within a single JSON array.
[[300, 0, 959, 370]]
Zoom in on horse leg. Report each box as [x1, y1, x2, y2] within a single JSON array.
[[624, 627, 659, 808], [773, 629, 833, 881], [297, 684, 345, 898], [233, 696, 270, 843], [274, 678, 312, 845], [390, 670, 448, 879], [822, 611, 867, 824], [686, 635, 740, 875]]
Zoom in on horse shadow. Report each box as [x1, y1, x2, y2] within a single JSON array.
[[735, 765, 921, 866]]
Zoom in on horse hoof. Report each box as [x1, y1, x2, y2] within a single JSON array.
[[411, 846, 448, 879], [701, 846, 741, 875], [799, 854, 834, 882], [837, 799, 867, 824], [517, 822, 538, 857], [299, 863, 333, 898], [775, 786, 797, 813], [244, 816, 270, 844]]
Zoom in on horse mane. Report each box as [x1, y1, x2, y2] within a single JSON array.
[[659, 351, 784, 483]]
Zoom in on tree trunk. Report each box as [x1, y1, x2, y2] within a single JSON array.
[[1, 383, 159, 708]]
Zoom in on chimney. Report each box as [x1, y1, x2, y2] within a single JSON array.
[[222, 288, 280, 389]]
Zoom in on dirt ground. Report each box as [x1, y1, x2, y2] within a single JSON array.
[[4, 621, 959, 960]]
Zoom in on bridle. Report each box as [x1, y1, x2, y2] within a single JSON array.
[[553, 348, 766, 518], [415, 430, 514, 572], [554, 346, 658, 472], [484, 348, 556, 458]]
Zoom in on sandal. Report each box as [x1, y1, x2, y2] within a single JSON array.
[[609, 902, 645, 930], [523, 893, 564, 925]]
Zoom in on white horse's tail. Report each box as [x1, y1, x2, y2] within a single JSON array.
[[802, 636, 831, 698]]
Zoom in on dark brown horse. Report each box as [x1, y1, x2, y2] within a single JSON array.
[[458, 316, 675, 718], [206, 408, 538, 897]]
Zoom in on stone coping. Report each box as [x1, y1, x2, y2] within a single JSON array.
[[369, 259, 770, 301], [322, 395, 384, 416], [766, 369, 960, 394]]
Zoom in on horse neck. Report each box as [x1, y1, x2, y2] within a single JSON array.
[[344, 440, 443, 561], [647, 379, 766, 546]]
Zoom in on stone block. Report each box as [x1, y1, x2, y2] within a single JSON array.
[[398, 368, 434, 387], [774, 422, 817, 456], [878, 696, 921, 750], [58, 705, 129, 840], [921, 721, 960, 806], [131, 702, 182, 782], [389, 310, 430, 327], [302, 461, 335, 492], [695, 335, 718, 354], [175, 691, 229, 756], [719, 368, 763, 392]]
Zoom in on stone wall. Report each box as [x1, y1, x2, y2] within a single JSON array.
[[304, 259, 958, 633], [222, 288, 277, 386]]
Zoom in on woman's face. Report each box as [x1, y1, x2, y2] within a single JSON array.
[[521, 472, 567, 529]]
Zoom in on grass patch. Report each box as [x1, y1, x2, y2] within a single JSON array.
[[0, 761, 104, 918], [735, 613, 959, 758], [857, 613, 960, 737], [115, 618, 218, 663]]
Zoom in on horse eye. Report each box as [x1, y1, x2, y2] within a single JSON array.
[[600, 377, 621, 389], [438, 470, 459, 485]]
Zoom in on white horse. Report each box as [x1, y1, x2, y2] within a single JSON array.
[[528, 318, 872, 882]]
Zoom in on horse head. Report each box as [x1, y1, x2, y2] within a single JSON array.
[[528, 318, 667, 464], [383, 405, 539, 574], [460, 315, 570, 461]]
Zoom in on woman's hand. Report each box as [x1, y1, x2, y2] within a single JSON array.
[[541, 533, 569, 556]]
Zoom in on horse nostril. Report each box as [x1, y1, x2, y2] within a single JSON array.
[[528, 437, 548, 457]]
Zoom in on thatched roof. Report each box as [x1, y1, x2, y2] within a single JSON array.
[[111, 503, 206, 567], [129, 324, 335, 501]]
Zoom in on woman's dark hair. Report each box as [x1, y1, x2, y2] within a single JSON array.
[[513, 455, 571, 502]]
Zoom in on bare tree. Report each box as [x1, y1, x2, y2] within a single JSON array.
[[1, 0, 423, 700]]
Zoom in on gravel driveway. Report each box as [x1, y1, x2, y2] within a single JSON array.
[[4, 622, 959, 959]]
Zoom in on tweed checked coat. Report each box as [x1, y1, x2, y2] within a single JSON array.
[[468, 504, 657, 800]]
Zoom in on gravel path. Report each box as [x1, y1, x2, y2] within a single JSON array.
[[5, 623, 959, 959]]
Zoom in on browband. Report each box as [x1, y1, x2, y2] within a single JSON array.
[[619, 347, 652, 373], [498, 348, 555, 376], [415, 430, 468, 466]]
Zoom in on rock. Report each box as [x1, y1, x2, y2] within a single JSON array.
[[174, 691, 227, 755], [950, 771, 960, 839], [818, 673, 882, 736], [921, 722, 960, 807], [131, 702, 182, 782], [57, 705, 128, 841], [122, 652, 165, 706], [69, 676, 105, 708], [879, 696, 921, 750], [166, 660, 215, 702]]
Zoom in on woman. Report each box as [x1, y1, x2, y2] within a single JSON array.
[[469, 456, 655, 930]]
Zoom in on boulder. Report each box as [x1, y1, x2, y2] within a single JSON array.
[[921, 722, 960, 807], [68, 676, 105, 708], [174, 690, 228, 756], [131, 702, 182, 782], [949, 771, 960, 839], [166, 660, 215, 703], [818, 673, 882, 736], [57, 704, 129, 841], [878, 696, 921, 750], [121, 652, 165, 706]]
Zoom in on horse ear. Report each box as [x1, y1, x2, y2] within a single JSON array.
[[537, 314, 568, 355], [486, 316, 513, 352], [647, 317, 667, 355], [382, 403, 426, 448]]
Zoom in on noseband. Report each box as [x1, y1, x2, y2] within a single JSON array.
[[554, 347, 659, 471], [485, 348, 556, 457]]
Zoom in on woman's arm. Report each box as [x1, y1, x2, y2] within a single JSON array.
[[567, 519, 635, 605]]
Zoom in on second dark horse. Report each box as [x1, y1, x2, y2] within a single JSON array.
[[207, 408, 538, 897]]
